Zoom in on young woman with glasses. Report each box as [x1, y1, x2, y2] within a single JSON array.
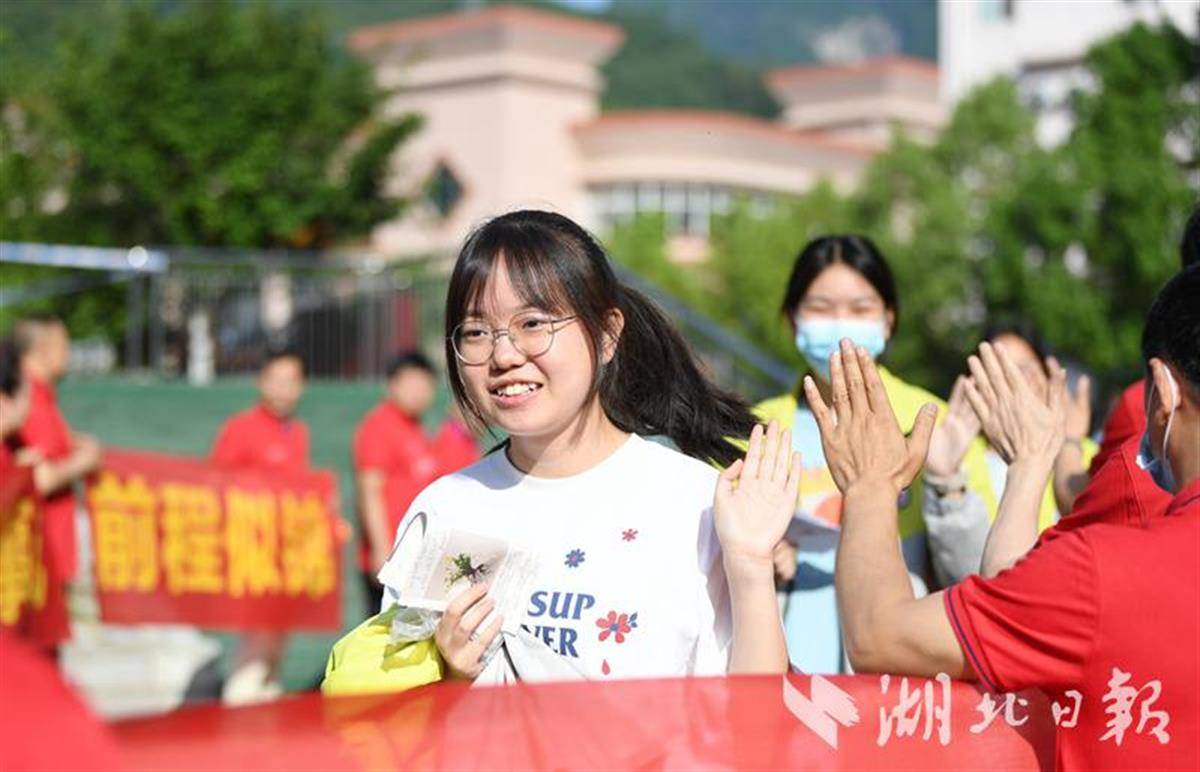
[[378, 209, 801, 681]]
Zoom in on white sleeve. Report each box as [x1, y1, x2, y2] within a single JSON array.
[[377, 486, 438, 614], [690, 505, 732, 675]]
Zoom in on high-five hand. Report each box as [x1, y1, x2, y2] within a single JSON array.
[[804, 339, 938, 496], [925, 375, 982, 477], [963, 342, 1065, 465], [713, 420, 802, 569]]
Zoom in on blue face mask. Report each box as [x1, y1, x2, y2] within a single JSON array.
[[1135, 369, 1178, 493], [794, 317, 887, 379]]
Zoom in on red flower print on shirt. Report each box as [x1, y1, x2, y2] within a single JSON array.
[[596, 610, 638, 643], [621, 528, 638, 542]]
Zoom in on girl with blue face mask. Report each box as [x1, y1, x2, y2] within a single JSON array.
[[753, 235, 951, 674]]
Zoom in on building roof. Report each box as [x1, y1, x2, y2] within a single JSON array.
[[766, 55, 939, 91], [575, 110, 876, 158], [348, 4, 625, 53]]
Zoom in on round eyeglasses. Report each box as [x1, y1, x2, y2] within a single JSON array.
[[450, 314, 578, 365]]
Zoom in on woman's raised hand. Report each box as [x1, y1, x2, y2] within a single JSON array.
[[925, 375, 982, 477], [714, 421, 801, 571]]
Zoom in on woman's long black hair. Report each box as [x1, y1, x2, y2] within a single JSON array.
[[444, 210, 756, 467]]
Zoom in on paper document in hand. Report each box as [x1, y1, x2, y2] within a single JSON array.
[[378, 513, 539, 634]]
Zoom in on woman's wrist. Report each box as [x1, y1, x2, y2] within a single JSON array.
[[722, 551, 776, 586], [925, 468, 968, 498]]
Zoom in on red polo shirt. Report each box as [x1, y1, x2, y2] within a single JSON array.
[[16, 377, 77, 580], [211, 404, 310, 474], [0, 443, 70, 648], [352, 402, 441, 568], [1091, 381, 1145, 475], [1054, 437, 1172, 535], [431, 418, 480, 477], [945, 478, 1200, 771]]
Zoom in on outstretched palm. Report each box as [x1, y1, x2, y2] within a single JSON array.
[[713, 421, 802, 565], [926, 376, 981, 477]]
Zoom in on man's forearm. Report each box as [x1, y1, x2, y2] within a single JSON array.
[[34, 446, 99, 496], [980, 456, 1054, 577], [835, 480, 913, 670]]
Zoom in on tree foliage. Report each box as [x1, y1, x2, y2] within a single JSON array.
[[1, 0, 419, 249], [608, 23, 1198, 397], [0, 0, 419, 341]]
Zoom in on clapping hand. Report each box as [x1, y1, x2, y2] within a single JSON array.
[[925, 376, 982, 477], [963, 342, 1065, 466]]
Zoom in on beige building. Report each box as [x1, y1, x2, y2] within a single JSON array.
[[349, 5, 944, 259]]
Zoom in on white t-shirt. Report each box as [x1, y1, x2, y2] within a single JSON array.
[[382, 433, 732, 680]]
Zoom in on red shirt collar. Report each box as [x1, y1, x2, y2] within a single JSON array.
[[28, 374, 55, 401], [1166, 477, 1200, 517], [254, 403, 294, 427], [382, 400, 422, 429]]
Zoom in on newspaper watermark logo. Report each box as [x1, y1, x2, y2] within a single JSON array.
[[783, 672, 860, 750]]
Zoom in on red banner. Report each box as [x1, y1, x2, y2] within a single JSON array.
[[85, 448, 341, 631], [111, 673, 1056, 771], [0, 465, 69, 646]]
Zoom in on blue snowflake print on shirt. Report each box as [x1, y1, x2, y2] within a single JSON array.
[[564, 548, 586, 568]]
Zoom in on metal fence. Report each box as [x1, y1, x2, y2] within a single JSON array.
[[2, 241, 791, 401]]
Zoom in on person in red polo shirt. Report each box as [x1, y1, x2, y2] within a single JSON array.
[[11, 315, 102, 649], [353, 351, 443, 612], [212, 350, 310, 473], [211, 347, 309, 704], [1066, 205, 1198, 516], [431, 401, 480, 477], [810, 266, 1200, 771]]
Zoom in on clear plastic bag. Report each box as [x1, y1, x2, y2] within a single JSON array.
[[387, 604, 441, 643]]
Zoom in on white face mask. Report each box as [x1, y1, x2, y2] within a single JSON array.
[[1136, 367, 1179, 493]]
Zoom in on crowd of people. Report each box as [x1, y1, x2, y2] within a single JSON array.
[[2, 201, 1197, 768], [347, 206, 1198, 769]]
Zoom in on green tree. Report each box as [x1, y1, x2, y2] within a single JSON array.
[[608, 22, 1197, 398], [9, 0, 418, 249], [1, 0, 419, 345]]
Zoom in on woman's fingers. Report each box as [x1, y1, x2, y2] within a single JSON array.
[[445, 581, 488, 621], [771, 427, 793, 483], [456, 595, 496, 643], [462, 615, 504, 669], [743, 423, 765, 479], [759, 420, 781, 482], [948, 375, 969, 414], [785, 451, 802, 505]]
